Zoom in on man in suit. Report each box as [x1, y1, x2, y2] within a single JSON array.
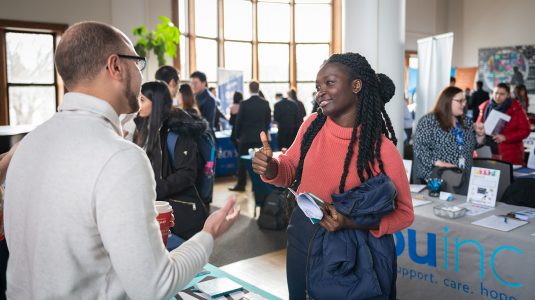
[[274, 93, 300, 149], [470, 80, 490, 122], [229, 81, 271, 191]]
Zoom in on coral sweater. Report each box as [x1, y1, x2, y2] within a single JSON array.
[[263, 113, 414, 237]]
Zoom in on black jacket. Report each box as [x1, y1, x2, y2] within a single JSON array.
[[195, 89, 217, 129], [157, 109, 208, 201], [235, 95, 272, 144], [470, 89, 490, 121], [274, 98, 300, 131]]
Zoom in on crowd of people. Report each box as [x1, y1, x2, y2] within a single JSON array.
[[413, 79, 531, 184], [0, 18, 532, 300]]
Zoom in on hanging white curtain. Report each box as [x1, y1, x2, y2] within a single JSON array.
[[415, 32, 454, 125]]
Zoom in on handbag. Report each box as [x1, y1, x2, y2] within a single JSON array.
[[168, 187, 208, 240], [165, 131, 208, 240]]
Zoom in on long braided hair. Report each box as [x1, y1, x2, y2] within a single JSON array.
[[294, 53, 397, 193]]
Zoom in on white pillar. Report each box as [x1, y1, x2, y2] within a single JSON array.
[[342, 0, 406, 153]]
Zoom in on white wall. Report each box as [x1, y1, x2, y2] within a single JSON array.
[[459, 0, 535, 67], [406, 0, 535, 67], [405, 0, 448, 51], [0, 0, 112, 25]]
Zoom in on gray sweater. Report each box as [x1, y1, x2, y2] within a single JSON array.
[[4, 93, 213, 299]]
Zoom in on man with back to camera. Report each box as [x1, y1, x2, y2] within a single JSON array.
[[470, 80, 490, 122], [273, 92, 300, 149], [229, 81, 271, 191], [3, 21, 239, 299]]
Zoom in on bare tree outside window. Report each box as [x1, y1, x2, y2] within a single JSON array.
[[6, 32, 56, 126]]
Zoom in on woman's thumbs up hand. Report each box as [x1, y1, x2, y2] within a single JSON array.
[[252, 131, 277, 179]]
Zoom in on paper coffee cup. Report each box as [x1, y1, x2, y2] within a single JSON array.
[[155, 201, 173, 245]]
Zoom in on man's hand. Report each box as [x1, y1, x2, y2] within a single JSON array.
[[252, 131, 277, 179], [493, 134, 506, 144], [474, 122, 485, 137], [202, 195, 240, 239]]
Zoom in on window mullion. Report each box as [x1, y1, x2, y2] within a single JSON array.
[[189, 0, 197, 72], [218, 0, 225, 69], [0, 28, 8, 125], [252, 0, 259, 81], [290, 0, 296, 89]]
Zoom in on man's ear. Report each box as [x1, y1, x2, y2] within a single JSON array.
[[105, 54, 124, 80], [352, 79, 362, 94]]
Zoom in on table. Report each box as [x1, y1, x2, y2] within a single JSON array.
[[396, 193, 535, 300], [0, 125, 34, 153], [175, 263, 281, 299], [214, 129, 278, 177], [512, 167, 535, 179]]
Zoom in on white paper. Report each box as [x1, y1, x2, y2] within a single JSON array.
[[457, 202, 495, 216], [403, 160, 412, 182], [528, 146, 535, 169], [472, 215, 528, 232], [412, 198, 432, 207], [288, 188, 324, 224], [195, 277, 243, 298], [466, 167, 500, 207], [484, 109, 511, 135], [177, 292, 200, 300], [410, 184, 426, 193]]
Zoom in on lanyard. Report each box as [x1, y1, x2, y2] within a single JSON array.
[[451, 121, 463, 151]]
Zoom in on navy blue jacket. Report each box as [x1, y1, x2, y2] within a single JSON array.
[[307, 174, 398, 299]]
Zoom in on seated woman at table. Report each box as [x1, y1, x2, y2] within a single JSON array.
[[134, 81, 209, 239], [414, 86, 485, 183]]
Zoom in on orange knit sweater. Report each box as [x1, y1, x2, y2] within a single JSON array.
[[262, 113, 414, 237]]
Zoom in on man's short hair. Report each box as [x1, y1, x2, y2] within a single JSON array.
[[275, 93, 283, 98], [55, 21, 127, 89], [496, 82, 510, 94], [155, 65, 179, 84], [249, 81, 260, 93], [190, 71, 207, 83], [476, 81, 483, 89]]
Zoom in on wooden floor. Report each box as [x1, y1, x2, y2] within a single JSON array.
[[213, 176, 289, 299]]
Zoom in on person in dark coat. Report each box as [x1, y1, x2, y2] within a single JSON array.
[[288, 88, 306, 123], [469, 80, 490, 122], [274, 93, 300, 149], [229, 81, 271, 191], [134, 81, 209, 238], [190, 71, 217, 130]]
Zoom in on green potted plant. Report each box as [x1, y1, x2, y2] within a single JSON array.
[[132, 16, 180, 66]]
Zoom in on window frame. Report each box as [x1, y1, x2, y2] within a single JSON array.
[[0, 19, 67, 125], [172, 0, 341, 90]]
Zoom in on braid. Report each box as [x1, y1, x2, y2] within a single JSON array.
[[326, 53, 397, 189], [381, 106, 397, 146], [339, 116, 359, 193], [294, 111, 327, 187]]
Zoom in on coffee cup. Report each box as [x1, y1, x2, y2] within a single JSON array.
[[155, 201, 173, 245]]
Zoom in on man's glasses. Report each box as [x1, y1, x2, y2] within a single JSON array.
[[117, 54, 147, 71]]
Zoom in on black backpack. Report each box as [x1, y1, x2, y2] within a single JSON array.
[[257, 189, 289, 230]]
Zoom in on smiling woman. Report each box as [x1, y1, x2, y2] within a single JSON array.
[[253, 52, 414, 299]]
